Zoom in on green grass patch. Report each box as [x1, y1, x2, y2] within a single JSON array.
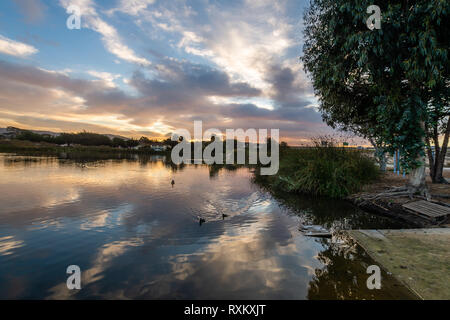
[[255, 143, 380, 199]]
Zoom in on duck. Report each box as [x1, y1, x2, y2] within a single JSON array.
[[222, 214, 229, 220], [199, 218, 206, 226]]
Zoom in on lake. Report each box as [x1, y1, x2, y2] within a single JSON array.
[[0, 153, 416, 299]]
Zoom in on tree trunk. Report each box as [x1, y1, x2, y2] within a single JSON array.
[[368, 138, 387, 171], [407, 121, 430, 199], [433, 117, 450, 184], [408, 155, 428, 195], [425, 123, 436, 180], [426, 117, 449, 184], [379, 152, 387, 171]]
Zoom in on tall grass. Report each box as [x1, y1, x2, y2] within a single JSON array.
[[257, 140, 380, 199]]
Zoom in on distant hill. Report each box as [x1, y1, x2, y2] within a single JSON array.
[[0, 127, 130, 141]]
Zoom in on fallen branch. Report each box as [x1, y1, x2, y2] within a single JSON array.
[[359, 190, 411, 200]]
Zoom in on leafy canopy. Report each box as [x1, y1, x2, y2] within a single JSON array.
[[302, 0, 449, 170]]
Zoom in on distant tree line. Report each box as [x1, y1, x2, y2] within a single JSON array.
[[13, 130, 288, 152], [15, 130, 141, 148], [138, 136, 178, 148]]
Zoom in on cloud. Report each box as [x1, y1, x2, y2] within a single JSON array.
[[12, 0, 47, 23], [118, 1, 313, 111], [0, 60, 130, 117], [265, 62, 314, 109], [0, 0, 329, 145], [0, 35, 38, 57], [108, 0, 156, 16], [148, 0, 296, 91], [59, 0, 151, 66], [221, 103, 321, 123], [87, 70, 121, 88], [0, 58, 327, 144], [129, 59, 261, 108]]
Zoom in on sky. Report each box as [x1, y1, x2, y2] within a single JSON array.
[[0, 0, 340, 145]]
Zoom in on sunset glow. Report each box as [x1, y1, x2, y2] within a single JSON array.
[[0, 0, 336, 144]]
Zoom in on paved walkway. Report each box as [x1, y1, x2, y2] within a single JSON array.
[[347, 228, 450, 300]]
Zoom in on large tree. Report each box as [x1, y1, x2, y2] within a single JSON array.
[[302, 0, 449, 196]]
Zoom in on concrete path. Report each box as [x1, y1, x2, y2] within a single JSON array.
[[347, 228, 450, 300]]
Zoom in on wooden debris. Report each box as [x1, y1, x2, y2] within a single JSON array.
[[402, 200, 450, 222]]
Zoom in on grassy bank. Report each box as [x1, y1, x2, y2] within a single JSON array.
[[255, 144, 380, 199]]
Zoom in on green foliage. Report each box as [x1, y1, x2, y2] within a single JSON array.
[[16, 131, 49, 143], [62, 131, 112, 146], [256, 142, 379, 199], [302, 0, 450, 172], [125, 138, 140, 148], [112, 137, 127, 148]]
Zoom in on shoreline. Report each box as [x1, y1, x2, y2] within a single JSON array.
[[0, 139, 171, 155]]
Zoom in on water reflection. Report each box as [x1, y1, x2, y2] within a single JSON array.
[[0, 153, 415, 299], [307, 238, 416, 300]]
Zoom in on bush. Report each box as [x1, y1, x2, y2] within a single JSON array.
[[261, 141, 379, 199]]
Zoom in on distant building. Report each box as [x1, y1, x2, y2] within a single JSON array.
[[150, 145, 168, 152], [135, 142, 170, 152]]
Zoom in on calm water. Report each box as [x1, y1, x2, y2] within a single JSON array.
[[0, 153, 416, 299]]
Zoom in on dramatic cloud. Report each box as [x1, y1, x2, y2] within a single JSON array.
[[150, 1, 299, 91], [129, 59, 261, 109], [122, 1, 312, 108], [0, 0, 339, 144], [0, 58, 327, 142], [0, 35, 38, 57]]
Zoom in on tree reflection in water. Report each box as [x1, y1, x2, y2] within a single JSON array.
[[307, 236, 417, 300]]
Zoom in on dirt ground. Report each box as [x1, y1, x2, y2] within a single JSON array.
[[360, 170, 450, 205]]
